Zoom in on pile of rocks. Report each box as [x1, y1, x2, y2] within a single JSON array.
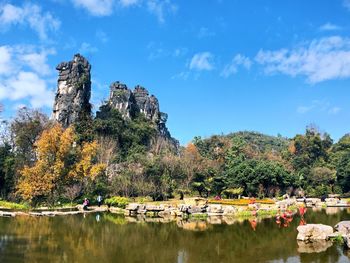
[[297, 221, 350, 253], [124, 203, 240, 218]]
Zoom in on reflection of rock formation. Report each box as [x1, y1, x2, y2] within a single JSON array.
[[177, 220, 209, 231], [53, 54, 91, 128], [326, 207, 341, 215], [297, 240, 333, 253]]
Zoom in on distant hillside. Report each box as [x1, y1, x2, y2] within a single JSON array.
[[227, 131, 290, 154]]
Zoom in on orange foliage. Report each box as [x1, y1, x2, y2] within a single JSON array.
[[17, 124, 106, 201], [288, 141, 296, 154]]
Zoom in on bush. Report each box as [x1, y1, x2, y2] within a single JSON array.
[[0, 200, 29, 210], [105, 196, 129, 208]]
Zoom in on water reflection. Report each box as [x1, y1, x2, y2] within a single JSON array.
[[0, 208, 349, 263]]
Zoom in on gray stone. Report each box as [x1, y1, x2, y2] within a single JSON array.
[[223, 206, 237, 215], [206, 204, 223, 214], [125, 203, 140, 211], [344, 235, 350, 248], [297, 224, 334, 241], [53, 54, 91, 128], [188, 206, 206, 214], [335, 221, 350, 235]]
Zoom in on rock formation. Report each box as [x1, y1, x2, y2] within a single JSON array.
[[108, 81, 179, 150], [52, 54, 178, 151], [52, 54, 91, 128]]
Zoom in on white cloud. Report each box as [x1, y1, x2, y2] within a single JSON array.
[[70, 0, 176, 22], [71, 0, 115, 16], [221, 54, 252, 78], [256, 36, 350, 83], [3, 72, 53, 108], [0, 3, 60, 40], [297, 100, 340, 115], [189, 52, 214, 71], [119, 0, 141, 7], [344, 0, 350, 10], [297, 105, 314, 114], [147, 0, 177, 23], [0, 45, 55, 108], [319, 23, 341, 31], [0, 46, 12, 75], [329, 107, 341, 114], [20, 49, 56, 76], [79, 42, 98, 54]]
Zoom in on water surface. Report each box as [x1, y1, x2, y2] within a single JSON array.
[[0, 208, 349, 263]]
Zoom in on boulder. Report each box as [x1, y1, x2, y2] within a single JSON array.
[[145, 205, 164, 212], [223, 205, 237, 215], [325, 198, 338, 206], [125, 203, 140, 211], [305, 198, 321, 207], [206, 204, 223, 214], [0, 211, 16, 217], [188, 206, 206, 214], [335, 221, 350, 235], [248, 203, 260, 210], [179, 204, 191, 213], [344, 235, 350, 248], [297, 224, 334, 241]]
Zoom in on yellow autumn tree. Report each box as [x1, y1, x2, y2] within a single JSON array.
[[17, 124, 106, 203]]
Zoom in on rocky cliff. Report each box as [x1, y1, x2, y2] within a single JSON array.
[[52, 55, 178, 150], [108, 81, 179, 150], [52, 54, 91, 128]]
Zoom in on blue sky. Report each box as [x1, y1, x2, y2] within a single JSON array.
[[1, 0, 350, 145]]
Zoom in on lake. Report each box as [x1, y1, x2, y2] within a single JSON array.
[[0, 208, 349, 263]]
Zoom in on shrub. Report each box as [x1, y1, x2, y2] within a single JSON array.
[[0, 200, 29, 210], [105, 196, 129, 208]]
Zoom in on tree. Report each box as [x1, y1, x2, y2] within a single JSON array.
[[10, 108, 49, 166], [181, 143, 202, 191], [336, 152, 350, 193], [17, 124, 105, 204], [0, 144, 15, 198]]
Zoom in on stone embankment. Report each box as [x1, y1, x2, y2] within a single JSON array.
[[0, 206, 108, 217], [123, 201, 278, 218]]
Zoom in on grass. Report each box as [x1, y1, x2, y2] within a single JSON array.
[[256, 209, 278, 216], [330, 234, 344, 244], [0, 200, 29, 210]]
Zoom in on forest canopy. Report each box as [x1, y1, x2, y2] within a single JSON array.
[[0, 106, 349, 205]]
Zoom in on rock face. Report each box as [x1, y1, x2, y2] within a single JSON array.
[[297, 224, 334, 241], [52, 55, 178, 150], [53, 54, 91, 128], [334, 221, 350, 235], [108, 81, 179, 150]]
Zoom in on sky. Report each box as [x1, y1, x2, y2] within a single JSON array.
[[1, 0, 350, 145]]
